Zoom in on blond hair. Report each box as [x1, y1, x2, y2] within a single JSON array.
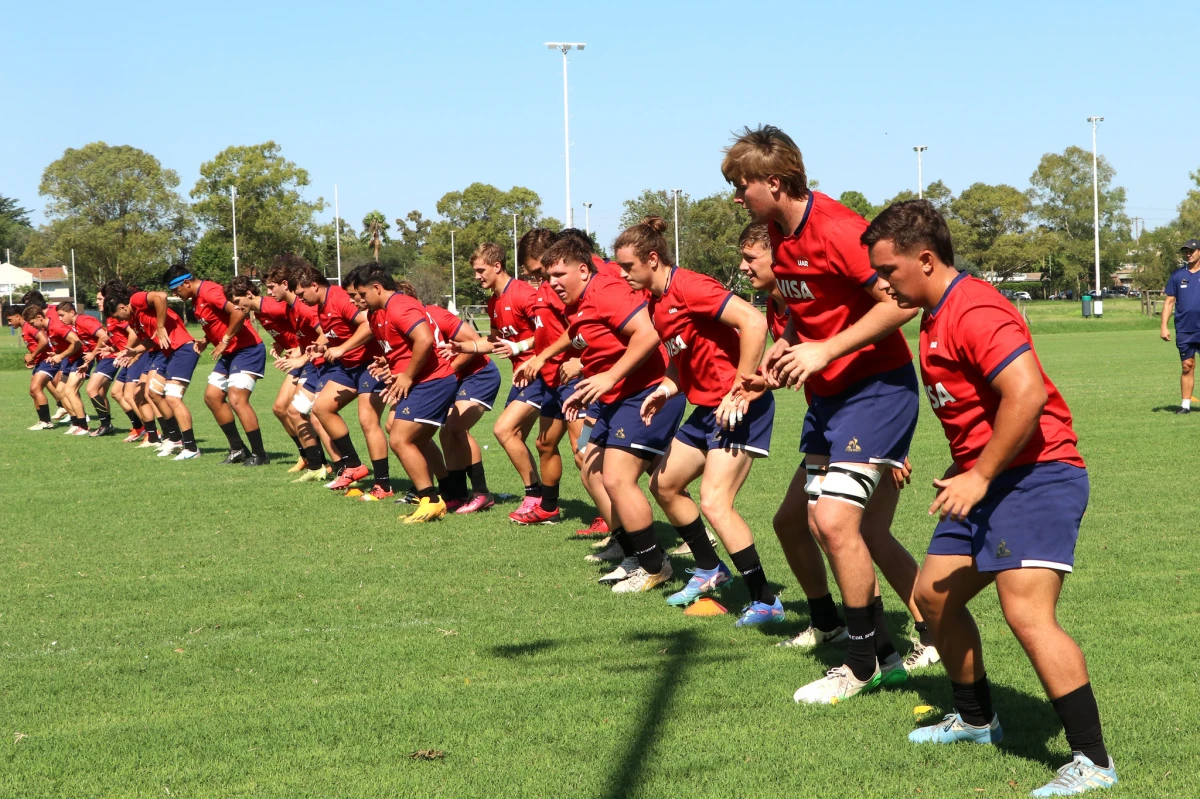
[[471, 242, 506, 271], [721, 125, 808, 199]]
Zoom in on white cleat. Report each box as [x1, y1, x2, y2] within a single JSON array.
[[172, 448, 202, 461], [28, 421, 56, 431], [137, 438, 163, 449], [50, 408, 68, 422], [70, 427, 91, 436], [611, 559, 674, 594], [777, 624, 849, 648], [157, 441, 183, 457], [903, 640, 942, 671], [63, 425, 83, 435], [793, 664, 881, 705], [585, 540, 626, 564], [598, 556, 639, 584]]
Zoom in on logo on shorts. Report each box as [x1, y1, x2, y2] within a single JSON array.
[[459, 389, 466, 396], [615, 427, 626, 439], [995, 540, 1012, 559], [401, 406, 410, 414], [845, 438, 861, 453]]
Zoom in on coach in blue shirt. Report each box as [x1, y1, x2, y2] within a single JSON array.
[[1162, 238, 1200, 414]]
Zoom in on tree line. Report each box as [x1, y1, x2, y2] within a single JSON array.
[[1, 140, 1197, 307]]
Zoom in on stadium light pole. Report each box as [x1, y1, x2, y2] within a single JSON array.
[[513, 213, 519, 273], [334, 184, 342, 284], [1088, 116, 1104, 294], [582, 202, 592, 237], [450, 230, 457, 314], [671, 189, 682, 261], [545, 42, 585, 229], [913, 146, 928, 199], [70, 248, 77, 304], [231, 186, 239, 277]]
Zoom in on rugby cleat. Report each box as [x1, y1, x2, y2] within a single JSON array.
[[291, 465, 330, 483], [394, 489, 419, 505], [137, 438, 162, 449], [28, 421, 56, 431], [598, 556, 639, 585], [444, 497, 466, 513], [286, 456, 307, 473], [511, 505, 561, 525], [909, 712, 1002, 745], [777, 624, 849, 649], [793, 664, 882, 705], [172, 448, 202, 461], [360, 485, 394, 502], [71, 426, 92, 436], [666, 563, 732, 607], [220, 449, 247, 465], [90, 425, 117, 437], [123, 428, 147, 442], [735, 596, 786, 627], [880, 652, 909, 687], [157, 441, 183, 457], [612, 559, 674, 594], [904, 640, 942, 671], [508, 495, 542, 522], [401, 496, 447, 523], [50, 407, 69, 422], [575, 516, 609, 537], [591, 535, 613, 549], [242, 454, 270, 467], [327, 464, 369, 490], [455, 493, 495, 514], [585, 540, 625, 564], [64, 425, 86, 436], [1030, 754, 1117, 797]]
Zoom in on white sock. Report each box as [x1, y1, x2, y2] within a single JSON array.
[[1183, 399, 1192, 410]]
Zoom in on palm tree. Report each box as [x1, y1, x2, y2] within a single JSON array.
[[360, 210, 390, 262]]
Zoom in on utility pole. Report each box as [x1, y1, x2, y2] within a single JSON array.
[[1088, 116, 1105, 294], [450, 230, 457, 314], [913, 146, 928, 198], [545, 42, 586, 228], [231, 186, 239, 277], [512, 213, 519, 273], [671, 189, 682, 261]]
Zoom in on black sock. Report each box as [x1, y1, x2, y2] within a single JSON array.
[[730, 544, 773, 604], [145, 420, 160, 443], [246, 428, 265, 457], [181, 427, 197, 452], [843, 604, 877, 682], [290, 435, 303, 455], [219, 421, 245, 452], [37, 405, 51, 423], [124, 409, 142, 428], [302, 445, 324, 471], [915, 620, 935, 648], [612, 527, 631, 556], [90, 396, 110, 425], [524, 483, 542, 498], [540, 483, 560, 513], [808, 593, 843, 633], [952, 677, 995, 727], [674, 517, 718, 570], [331, 435, 361, 469], [161, 417, 181, 443], [872, 595, 898, 664], [627, 526, 664, 575], [444, 469, 469, 501], [417, 485, 442, 503], [330, 458, 343, 475], [467, 461, 489, 495], [71, 416, 85, 428], [372, 458, 390, 489], [1051, 683, 1109, 766]]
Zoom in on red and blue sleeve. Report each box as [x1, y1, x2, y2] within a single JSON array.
[[956, 303, 1032, 382]]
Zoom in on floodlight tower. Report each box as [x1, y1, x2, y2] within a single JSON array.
[[1088, 116, 1104, 294], [671, 189, 682, 262], [582, 202, 592, 237], [913, 146, 928, 199], [545, 42, 586, 228]]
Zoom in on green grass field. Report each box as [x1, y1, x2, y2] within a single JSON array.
[[1, 321, 1197, 798]]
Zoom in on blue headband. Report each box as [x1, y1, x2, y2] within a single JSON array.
[[168, 273, 193, 289]]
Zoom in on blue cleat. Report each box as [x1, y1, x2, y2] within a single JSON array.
[[1030, 754, 1117, 797], [666, 563, 731, 607], [908, 713, 1003, 745], [735, 596, 786, 627]]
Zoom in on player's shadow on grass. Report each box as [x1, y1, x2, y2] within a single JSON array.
[[602, 629, 697, 799], [1151, 405, 1188, 413], [489, 639, 560, 659]]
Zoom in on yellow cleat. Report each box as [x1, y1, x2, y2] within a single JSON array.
[[287, 456, 307, 473], [291, 465, 329, 483], [401, 496, 448, 524]]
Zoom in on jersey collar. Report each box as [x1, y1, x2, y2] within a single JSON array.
[[773, 192, 816, 239], [927, 271, 969, 319]]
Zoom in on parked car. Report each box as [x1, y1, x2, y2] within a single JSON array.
[[1013, 291, 1032, 301], [1129, 289, 1142, 298]]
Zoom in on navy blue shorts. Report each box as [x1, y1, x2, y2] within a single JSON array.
[[295, 362, 319, 391], [456, 361, 503, 409], [674, 392, 775, 457], [33, 360, 57, 378], [392, 374, 458, 427], [213, 342, 267, 379], [147, 350, 167, 375], [506, 376, 549, 409], [800, 363, 919, 468], [589, 384, 686, 459], [162, 346, 200, 383], [358, 367, 384, 395], [317, 361, 367, 392], [928, 462, 1089, 573], [540, 378, 579, 421], [1177, 335, 1200, 361], [121, 354, 151, 383], [57, 356, 84, 375], [92, 358, 120, 381]]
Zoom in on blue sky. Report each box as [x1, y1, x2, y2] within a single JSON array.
[[3, 0, 1196, 252]]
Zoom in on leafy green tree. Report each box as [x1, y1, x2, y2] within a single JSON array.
[[619, 189, 748, 287], [24, 142, 194, 290], [0, 194, 34, 262], [190, 142, 326, 278], [838, 191, 878, 220], [1132, 166, 1200, 290]]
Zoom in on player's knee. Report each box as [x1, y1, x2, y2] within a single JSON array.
[[1183, 358, 1195, 374], [913, 580, 941, 622], [698, 491, 734, 525]]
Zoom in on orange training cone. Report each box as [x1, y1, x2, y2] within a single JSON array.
[[684, 597, 728, 616]]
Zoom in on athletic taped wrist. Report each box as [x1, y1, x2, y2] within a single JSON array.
[[654, 383, 675, 399]]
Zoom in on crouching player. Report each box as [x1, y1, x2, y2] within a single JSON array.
[[548, 235, 686, 593], [25, 304, 89, 434], [354, 267, 458, 521], [617, 217, 781, 624], [59, 302, 118, 437], [866, 201, 1116, 797], [9, 304, 59, 430]]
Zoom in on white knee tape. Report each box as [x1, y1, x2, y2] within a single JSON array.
[[291, 392, 315, 415], [819, 463, 881, 509], [804, 463, 827, 503], [208, 372, 229, 391], [228, 372, 258, 392], [164, 382, 186, 399], [149, 378, 167, 396]]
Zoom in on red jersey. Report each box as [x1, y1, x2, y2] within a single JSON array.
[[486, 277, 538, 368], [255, 296, 299, 350], [193, 280, 261, 352], [649, 268, 740, 407], [530, 282, 571, 386], [920, 274, 1083, 472], [105, 317, 130, 352], [769, 191, 912, 396], [426, 304, 489, 378], [72, 314, 105, 355], [369, 293, 455, 382], [129, 292, 193, 352], [46, 315, 75, 354], [767, 297, 790, 341], [592, 254, 623, 280], [21, 323, 47, 364], [565, 273, 666, 403], [317, 285, 367, 367], [285, 297, 321, 350]]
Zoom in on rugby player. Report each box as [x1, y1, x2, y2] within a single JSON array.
[[24, 304, 89, 434], [59, 302, 118, 437], [9, 304, 58, 430]]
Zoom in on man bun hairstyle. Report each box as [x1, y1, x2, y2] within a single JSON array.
[[739, 222, 771, 250], [227, 275, 259, 298], [540, 236, 595, 272], [861, 199, 955, 267], [518, 228, 558, 267], [471, 242, 506, 271], [395, 280, 419, 299], [721, 124, 809, 199], [614, 216, 676, 267], [293, 265, 329, 289]]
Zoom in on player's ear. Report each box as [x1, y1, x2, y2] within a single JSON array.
[[920, 249, 936, 275], [766, 175, 782, 196]]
